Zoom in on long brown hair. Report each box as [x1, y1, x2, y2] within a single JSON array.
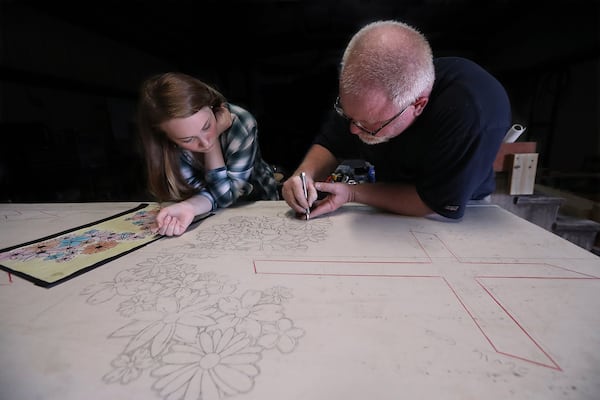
[[137, 72, 227, 201]]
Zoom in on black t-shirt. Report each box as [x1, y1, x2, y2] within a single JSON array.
[[314, 57, 512, 219]]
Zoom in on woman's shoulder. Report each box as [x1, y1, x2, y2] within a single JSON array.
[[227, 103, 258, 134], [228, 103, 255, 121]]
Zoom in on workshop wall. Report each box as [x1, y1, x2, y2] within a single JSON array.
[[1, 1, 598, 202]]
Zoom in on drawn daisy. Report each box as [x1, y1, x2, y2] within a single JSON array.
[[152, 328, 261, 399]]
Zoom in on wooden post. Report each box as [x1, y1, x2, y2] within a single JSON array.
[[509, 153, 539, 195]]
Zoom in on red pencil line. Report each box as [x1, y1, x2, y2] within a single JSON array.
[[476, 279, 562, 370]]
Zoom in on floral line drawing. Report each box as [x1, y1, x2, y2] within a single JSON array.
[[184, 213, 332, 253], [81, 254, 305, 400]]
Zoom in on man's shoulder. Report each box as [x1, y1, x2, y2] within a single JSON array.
[[434, 56, 485, 74], [432, 56, 506, 99]]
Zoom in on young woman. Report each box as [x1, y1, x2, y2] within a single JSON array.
[[137, 72, 278, 236]]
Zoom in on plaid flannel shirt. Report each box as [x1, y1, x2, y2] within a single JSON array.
[[180, 103, 278, 211]]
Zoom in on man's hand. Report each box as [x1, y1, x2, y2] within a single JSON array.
[[308, 181, 355, 218], [282, 174, 318, 218]]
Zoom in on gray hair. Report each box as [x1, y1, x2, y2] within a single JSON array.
[[340, 20, 435, 108]]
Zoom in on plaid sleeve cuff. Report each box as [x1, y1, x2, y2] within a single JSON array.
[[205, 166, 228, 184]]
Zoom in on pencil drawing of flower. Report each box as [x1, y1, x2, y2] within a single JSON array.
[[152, 328, 261, 400], [158, 272, 210, 298], [199, 273, 238, 296], [83, 252, 304, 398], [81, 269, 154, 304], [190, 214, 331, 253], [104, 347, 155, 384], [112, 295, 217, 357], [262, 286, 293, 304], [212, 289, 283, 338], [135, 255, 185, 278], [258, 318, 305, 353], [117, 293, 157, 317]]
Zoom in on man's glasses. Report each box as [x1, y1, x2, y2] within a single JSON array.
[[334, 96, 410, 136]]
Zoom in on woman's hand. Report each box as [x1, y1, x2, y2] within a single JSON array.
[[154, 201, 197, 236]]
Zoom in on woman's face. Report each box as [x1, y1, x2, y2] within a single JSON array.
[[160, 106, 218, 153]]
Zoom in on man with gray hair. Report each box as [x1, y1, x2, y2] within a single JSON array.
[[282, 20, 511, 220]]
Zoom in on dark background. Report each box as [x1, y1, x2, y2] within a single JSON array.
[[1, 0, 599, 203]]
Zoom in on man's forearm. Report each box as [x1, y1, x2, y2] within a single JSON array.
[[352, 182, 433, 216], [294, 144, 339, 181]]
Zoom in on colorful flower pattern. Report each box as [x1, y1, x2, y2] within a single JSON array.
[[0, 209, 158, 264]]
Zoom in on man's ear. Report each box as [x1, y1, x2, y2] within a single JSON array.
[[413, 97, 429, 116]]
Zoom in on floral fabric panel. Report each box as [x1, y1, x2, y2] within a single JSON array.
[[0, 203, 161, 287]]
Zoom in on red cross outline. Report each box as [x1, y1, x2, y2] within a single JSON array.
[[253, 230, 600, 371]]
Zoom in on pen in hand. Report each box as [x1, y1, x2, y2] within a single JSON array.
[[300, 172, 310, 220]]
